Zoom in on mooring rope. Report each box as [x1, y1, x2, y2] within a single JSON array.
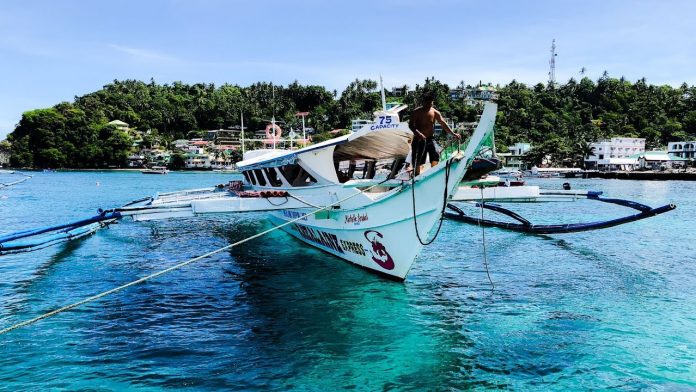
[[410, 139, 458, 246], [0, 180, 392, 335]]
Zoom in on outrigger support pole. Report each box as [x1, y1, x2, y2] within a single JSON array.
[[445, 194, 676, 234], [0, 211, 122, 254]]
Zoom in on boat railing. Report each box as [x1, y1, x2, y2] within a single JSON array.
[[156, 187, 218, 197], [342, 179, 405, 188], [154, 187, 227, 204]]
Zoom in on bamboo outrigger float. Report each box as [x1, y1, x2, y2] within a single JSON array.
[[445, 195, 675, 235]]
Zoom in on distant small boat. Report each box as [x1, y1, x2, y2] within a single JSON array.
[[141, 166, 169, 175], [492, 168, 523, 178]]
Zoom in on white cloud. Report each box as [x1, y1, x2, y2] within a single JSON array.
[[108, 44, 184, 65]]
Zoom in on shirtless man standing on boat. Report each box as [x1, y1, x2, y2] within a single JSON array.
[[408, 92, 460, 176]]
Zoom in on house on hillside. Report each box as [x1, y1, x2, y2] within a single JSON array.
[[108, 120, 130, 130], [391, 86, 408, 96], [464, 86, 498, 106], [185, 153, 212, 169]]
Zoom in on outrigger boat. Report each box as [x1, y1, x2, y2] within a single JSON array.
[[0, 100, 677, 280], [0, 102, 498, 280]]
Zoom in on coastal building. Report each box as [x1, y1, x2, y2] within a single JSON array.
[[500, 143, 531, 170], [173, 139, 190, 149], [205, 129, 242, 146], [215, 129, 242, 146], [668, 141, 696, 159], [127, 154, 145, 168], [254, 129, 268, 138], [185, 153, 212, 169], [390, 86, 408, 96], [464, 86, 498, 106], [351, 119, 372, 132], [632, 151, 688, 170], [449, 88, 466, 100], [144, 149, 170, 165], [107, 120, 130, 131], [585, 137, 645, 170], [211, 149, 237, 170], [432, 117, 455, 137]]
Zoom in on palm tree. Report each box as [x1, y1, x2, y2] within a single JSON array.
[[574, 142, 595, 169]]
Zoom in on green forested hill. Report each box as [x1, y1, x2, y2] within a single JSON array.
[[6, 76, 696, 168]]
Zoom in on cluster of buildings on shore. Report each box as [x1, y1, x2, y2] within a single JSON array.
[[499, 137, 693, 172], [116, 112, 695, 173], [110, 120, 244, 170], [117, 119, 315, 170]]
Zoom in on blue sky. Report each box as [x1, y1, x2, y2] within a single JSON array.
[[1, 0, 695, 139]]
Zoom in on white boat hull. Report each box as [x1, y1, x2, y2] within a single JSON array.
[[267, 160, 465, 280]]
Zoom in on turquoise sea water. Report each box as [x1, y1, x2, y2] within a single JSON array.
[[0, 170, 694, 390]]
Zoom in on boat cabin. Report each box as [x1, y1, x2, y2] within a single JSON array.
[[237, 109, 412, 191]]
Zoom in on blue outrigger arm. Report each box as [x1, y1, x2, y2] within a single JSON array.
[[445, 193, 676, 234], [0, 211, 121, 254]]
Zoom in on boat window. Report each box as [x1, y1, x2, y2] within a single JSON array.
[[362, 161, 376, 179], [335, 160, 356, 183], [244, 171, 256, 185], [296, 169, 317, 186], [278, 164, 316, 186], [279, 164, 301, 184], [264, 168, 283, 187], [253, 169, 267, 186], [336, 159, 391, 181]]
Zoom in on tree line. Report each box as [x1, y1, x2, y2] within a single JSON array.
[[5, 75, 696, 168]]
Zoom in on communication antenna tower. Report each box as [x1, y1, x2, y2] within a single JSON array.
[[548, 39, 557, 85]]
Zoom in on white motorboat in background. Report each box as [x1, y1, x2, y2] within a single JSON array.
[[141, 166, 169, 175]]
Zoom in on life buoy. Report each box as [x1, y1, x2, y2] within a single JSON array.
[[265, 123, 283, 140]]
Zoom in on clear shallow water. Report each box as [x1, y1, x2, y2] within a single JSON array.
[[0, 171, 695, 390]]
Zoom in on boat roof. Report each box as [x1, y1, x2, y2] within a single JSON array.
[[237, 125, 411, 170]]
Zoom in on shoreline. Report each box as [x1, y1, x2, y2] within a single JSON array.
[[3, 167, 238, 173], [585, 171, 696, 181]]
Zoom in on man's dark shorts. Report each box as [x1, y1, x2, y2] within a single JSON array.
[[411, 137, 439, 165]]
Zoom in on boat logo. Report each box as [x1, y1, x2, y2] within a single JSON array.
[[364, 230, 394, 270]]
